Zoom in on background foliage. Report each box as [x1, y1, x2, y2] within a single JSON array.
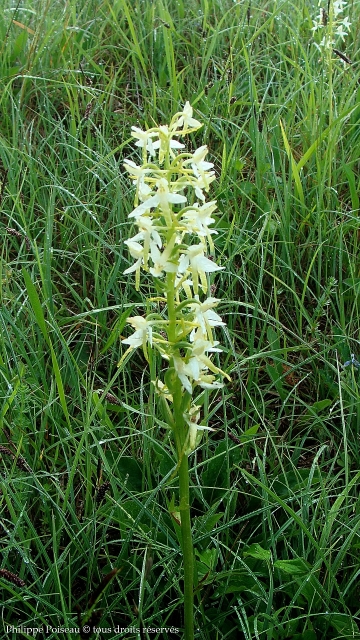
[[1, 0, 360, 638]]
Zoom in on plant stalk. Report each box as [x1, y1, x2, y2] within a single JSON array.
[[166, 271, 194, 640], [178, 451, 194, 640]]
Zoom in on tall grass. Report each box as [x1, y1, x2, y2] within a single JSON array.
[[1, 0, 360, 638]]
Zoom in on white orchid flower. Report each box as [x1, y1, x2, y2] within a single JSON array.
[[189, 170, 216, 202], [172, 336, 223, 394], [123, 238, 147, 289], [187, 336, 223, 377], [131, 126, 158, 157], [183, 145, 214, 173], [178, 244, 224, 294], [137, 182, 153, 204], [197, 374, 224, 390], [122, 316, 153, 349], [123, 240, 144, 273], [191, 333, 230, 382], [127, 217, 162, 267], [173, 356, 193, 394], [183, 405, 215, 452], [129, 177, 187, 218], [123, 159, 151, 181], [149, 239, 179, 278], [153, 125, 185, 163], [173, 102, 202, 131], [188, 296, 225, 342], [335, 25, 348, 39], [181, 201, 218, 248]]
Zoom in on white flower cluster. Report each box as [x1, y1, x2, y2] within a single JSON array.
[[121, 103, 228, 450], [311, 0, 351, 51]]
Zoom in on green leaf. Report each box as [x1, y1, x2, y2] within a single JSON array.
[[193, 512, 223, 537], [311, 399, 332, 413], [101, 307, 134, 354], [343, 277, 360, 293], [195, 548, 217, 580], [11, 30, 28, 63], [291, 631, 316, 640], [243, 543, 271, 561], [153, 442, 174, 477], [267, 326, 281, 351], [342, 164, 359, 211], [266, 363, 286, 401], [22, 269, 70, 428], [0, 370, 22, 421], [22, 269, 49, 344], [272, 469, 322, 497], [202, 441, 229, 503], [325, 613, 359, 636], [274, 558, 310, 575], [117, 500, 151, 533], [280, 119, 305, 206], [239, 424, 260, 443], [118, 456, 143, 492]]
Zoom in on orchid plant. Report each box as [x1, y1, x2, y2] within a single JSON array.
[[311, 0, 351, 52], [121, 102, 229, 640]]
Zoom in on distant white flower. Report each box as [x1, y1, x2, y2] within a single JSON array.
[[333, 0, 347, 16], [341, 16, 351, 29], [335, 24, 349, 39], [312, 0, 351, 48], [311, 17, 323, 33], [122, 316, 153, 349], [315, 35, 332, 51]]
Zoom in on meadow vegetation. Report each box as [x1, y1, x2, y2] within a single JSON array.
[[1, 0, 360, 638]]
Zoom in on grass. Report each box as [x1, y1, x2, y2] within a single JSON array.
[[1, 0, 360, 638]]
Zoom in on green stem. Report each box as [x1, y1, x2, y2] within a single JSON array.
[[178, 450, 194, 640], [166, 272, 177, 343], [166, 271, 194, 640], [326, 0, 334, 210]]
